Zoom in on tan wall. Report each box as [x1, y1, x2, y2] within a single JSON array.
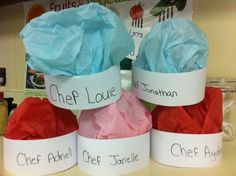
[[0, 0, 236, 103], [0, 3, 25, 103], [193, 0, 236, 78]]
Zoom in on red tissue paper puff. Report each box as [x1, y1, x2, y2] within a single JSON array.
[[152, 87, 223, 134], [78, 90, 152, 139], [4, 97, 78, 140]]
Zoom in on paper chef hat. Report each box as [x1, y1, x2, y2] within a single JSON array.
[[20, 3, 135, 110], [151, 87, 223, 167], [77, 91, 151, 175], [132, 18, 208, 106], [3, 97, 78, 176]]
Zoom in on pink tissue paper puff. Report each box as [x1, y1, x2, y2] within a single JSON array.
[[78, 90, 152, 139]]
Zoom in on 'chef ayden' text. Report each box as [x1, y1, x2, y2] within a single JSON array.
[[170, 142, 222, 162]]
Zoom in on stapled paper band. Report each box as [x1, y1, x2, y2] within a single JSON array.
[[3, 131, 77, 176], [132, 67, 206, 106], [44, 65, 121, 110], [77, 132, 150, 176], [151, 129, 222, 167]]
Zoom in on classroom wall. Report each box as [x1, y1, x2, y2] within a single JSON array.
[[193, 0, 236, 78], [0, 0, 236, 103], [0, 2, 25, 103]]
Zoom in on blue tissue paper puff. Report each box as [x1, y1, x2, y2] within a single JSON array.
[[20, 3, 134, 76], [133, 18, 208, 73]]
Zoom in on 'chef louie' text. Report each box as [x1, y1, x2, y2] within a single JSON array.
[[49, 84, 117, 105]]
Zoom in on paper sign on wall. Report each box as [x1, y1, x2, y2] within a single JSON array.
[[77, 132, 150, 176], [3, 131, 77, 176]]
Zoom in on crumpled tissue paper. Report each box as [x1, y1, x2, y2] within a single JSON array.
[[152, 87, 223, 134], [4, 97, 78, 140], [133, 18, 208, 73], [78, 90, 152, 139], [20, 3, 134, 76]]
